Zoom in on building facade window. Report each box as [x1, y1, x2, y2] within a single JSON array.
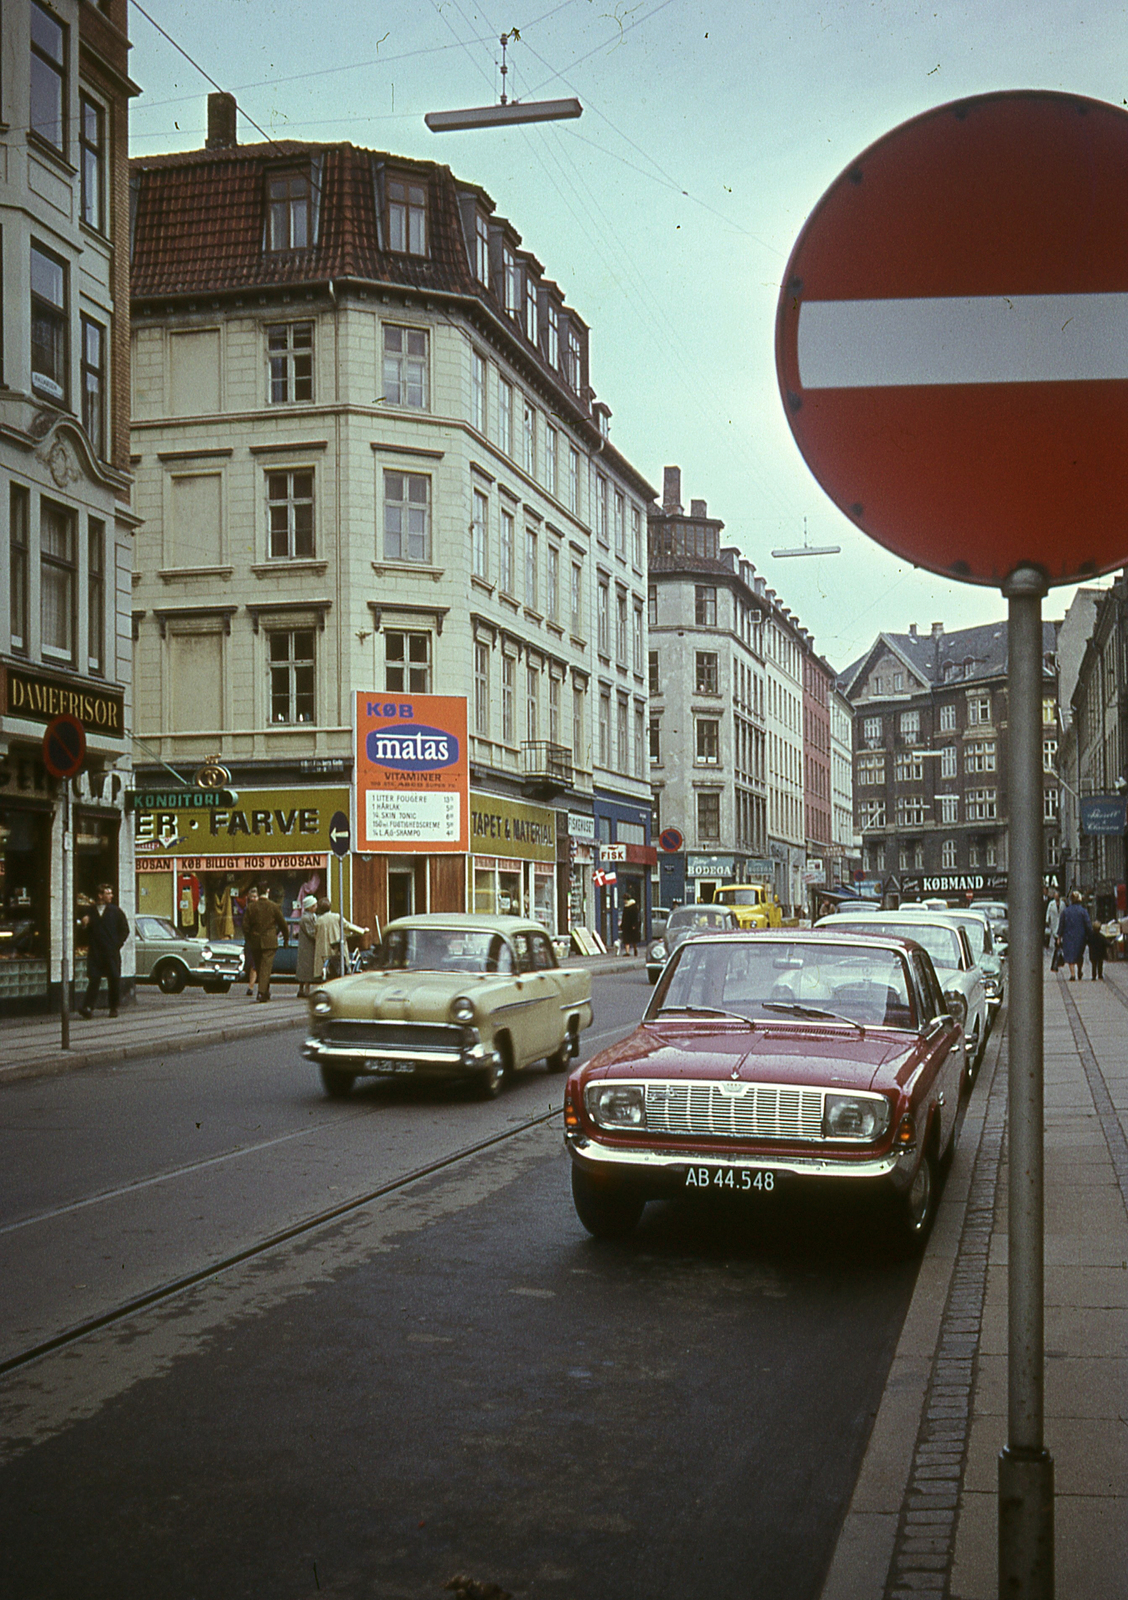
[[40, 500, 75, 663], [940, 744, 957, 779], [502, 655, 515, 743], [859, 799, 886, 830], [597, 580, 610, 654], [635, 705, 645, 779], [547, 301, 560, 368], [522, 399, 536, 476], [648, 584, 657, 627], [472, 488, 489, 580], [501, 244, 520, 315], [269, 629, 315, 722], [471, 350, 487, 433], [498, 379, 513, 455], [525, 526, 539, 611], [267, 470, 314, 559], [474, 640, 490, 735], [632, 602, 643, 673], [857, 752, 884, 785], [30, 243, 68, 404], [939, 702, 956, 731], [388, 177, 427, 255], [474, 213, 490, 284], [570, 561, 583, 636], [1043, 737, 1058, 773], [30, 1, 67, 152], [614, 491, 625, 554], [896, 797, 927, 827], [10, 486, 30, 655], [573, 684, 585, 769], [648, 650, 660, 696], [267, 322, 313, 404], [566, 326, 582, 390], [383, 471, 431, 563], [525, 276, 539, 344], [895, 751, 924, 782], [386, 630, 431, 693], [1042, 697, 1057, 726], [695, 651, 718, 694], [899, 709, 920, 744], [938, 794, 958, 824], [697, 791, 721, 842], [267, 171, 311, 250], [617, 695, 629, 771], [965, 738, 997, 773], [546, 543, 559, 622], [79, 95, 106, 231], [81, 315, 105, 457], [598, 690, 611, 766], [549, 675, 561, 745], [968, 694, 991, 725], [615, 588, 628, 663], [631, 505, 642, 567], [942, 837, 958, 869], [595, 474, 608, 544], [966, 788, 997, 821], [500, 510, 514, 594], [863, 715, 882, 747], [696, 718, 720, 765], [1044, 787, 1059, 821], [87, 519, 105, 676], [567, 446, 579, 515], [544, 425, 557, 498], [526, 665, 539, 742], [694, 585, 717, 626], [649, 715, 660, 764], [383, 325, 428, 408]]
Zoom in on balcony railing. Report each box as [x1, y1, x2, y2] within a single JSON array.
[[522, 740, 574, 793]]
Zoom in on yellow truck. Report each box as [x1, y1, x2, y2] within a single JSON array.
[[711, 883, 783, 929]]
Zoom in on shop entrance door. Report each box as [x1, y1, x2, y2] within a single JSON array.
[[388, 868, 414, 922]]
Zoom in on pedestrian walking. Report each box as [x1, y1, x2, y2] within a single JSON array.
[[1045, 889, 1063, 953], [239, 885, 259, 994], [78, 884, 130, 1018], [1057, 891, 1092, 982], [1088, 921, 1108, 980], [314, 898, 367, 979], [295, 894, 320, 997], [242, 888, 289, 1000], [620, 896, 640, 957]]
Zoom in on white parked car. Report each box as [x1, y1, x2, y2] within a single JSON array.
[[815, 910, 989, 1086]]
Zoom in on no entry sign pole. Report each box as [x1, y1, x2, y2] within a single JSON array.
[[771, 89, 1128, 1598], [999, 568, 1053, 1593]]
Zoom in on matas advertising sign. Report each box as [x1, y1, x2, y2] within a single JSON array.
[[354, 693, 469, 854]]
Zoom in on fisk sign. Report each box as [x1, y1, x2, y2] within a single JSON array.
[[353, 694, 469, 854]]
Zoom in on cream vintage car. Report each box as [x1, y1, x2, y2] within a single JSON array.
[[302, 913, 594, 1100]]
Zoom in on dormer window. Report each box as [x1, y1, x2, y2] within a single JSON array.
[[525, 276, 538, 344], [474, 212, 490, 284], [546, 301, 559, 368], [389, 178, 427, 256], [268, 171, 310, 251], [565, 325, 582, 390], [501, 244, 520, 316]]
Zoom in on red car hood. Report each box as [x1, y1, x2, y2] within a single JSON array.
[[584, 1019, 915, 1094]]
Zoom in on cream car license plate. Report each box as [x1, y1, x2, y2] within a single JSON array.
[[368, 1059, 415, 1074], [684, 1166, 775, 1192]]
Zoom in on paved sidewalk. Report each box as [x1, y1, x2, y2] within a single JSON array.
[[822, 962, 1128, 1599], [0, 949, 641, 1086]]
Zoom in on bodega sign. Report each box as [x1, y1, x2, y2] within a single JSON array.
[[354, 693, 469, 854]]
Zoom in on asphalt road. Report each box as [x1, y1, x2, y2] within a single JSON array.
[[0, 967, 920, 1600]]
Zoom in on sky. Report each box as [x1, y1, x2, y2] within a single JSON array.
[[125, 0, 1125, 672]]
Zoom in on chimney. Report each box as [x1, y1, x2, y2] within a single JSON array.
[[207, 92, 238, 150], [908, 623, 918, 639], [690, 498, 707, 518], [662, 467, 683, 514], [931, 621, 944, 638]]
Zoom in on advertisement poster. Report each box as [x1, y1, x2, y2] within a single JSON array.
[[353, 693, 469, 854]]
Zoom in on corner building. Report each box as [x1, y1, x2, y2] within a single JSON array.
[[129, 95, 655, 937], [1, 0, 136, 1014]]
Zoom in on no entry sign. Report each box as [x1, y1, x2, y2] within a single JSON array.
[[776, 91, 1128, 586], [42, 714, 86, 779]]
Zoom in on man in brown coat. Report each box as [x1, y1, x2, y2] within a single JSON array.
[[242, 888, 289, 1000]]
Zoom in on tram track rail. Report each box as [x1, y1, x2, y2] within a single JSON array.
[[0, 1099, 563, 1379]]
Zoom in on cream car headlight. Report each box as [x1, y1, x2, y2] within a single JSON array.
[[450, 995, 476, 1024], [823, 1094, 891, 1142], [648, 940, 668, 962], [312, 991, 333, 1017], [584, 1083, 647, 1129]]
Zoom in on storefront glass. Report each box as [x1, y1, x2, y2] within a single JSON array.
[[0, 805, 51, 1001]]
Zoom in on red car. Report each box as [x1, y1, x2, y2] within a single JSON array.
[[564, 930, 964, 1254]]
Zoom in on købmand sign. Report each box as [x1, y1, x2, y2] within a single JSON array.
[[1, 665, 124, 735]]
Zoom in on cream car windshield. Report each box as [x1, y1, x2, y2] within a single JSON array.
[[381, 928, 514, 974], [833, 919, 961, 972], [654, 940, 917, 1028], [137, 916, 178, 939]]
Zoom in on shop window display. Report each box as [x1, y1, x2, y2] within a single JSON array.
[[0, 807, 52, 999]]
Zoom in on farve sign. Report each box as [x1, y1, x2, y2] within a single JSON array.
[[134, 787, 349, 856]]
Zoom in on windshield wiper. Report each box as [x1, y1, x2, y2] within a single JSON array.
[[760, 1001, 865, 1032], [656, 1005, 754, 1024]]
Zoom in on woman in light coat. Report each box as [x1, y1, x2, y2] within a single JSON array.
[[295, 894, 320, 997], [314, 898, 366, 979]]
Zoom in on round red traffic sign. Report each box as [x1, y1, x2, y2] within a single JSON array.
[[776, 91, 1128, 587], [42, 714, 86, 779]]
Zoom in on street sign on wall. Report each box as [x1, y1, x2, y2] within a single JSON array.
[[1080, 795, 1127, 836], [353, 693, 469, 854], [776, 91, 1128, 586]]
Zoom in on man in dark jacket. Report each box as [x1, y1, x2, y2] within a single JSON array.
[[79, 884, 130, 1017], [242, 887, 289, 1000]]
